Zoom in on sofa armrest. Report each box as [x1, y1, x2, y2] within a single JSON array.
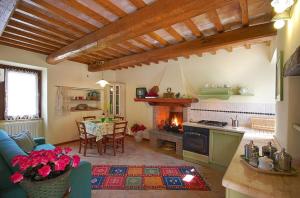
[[70, 161, 91, 198], [33, 137, 46, 145]]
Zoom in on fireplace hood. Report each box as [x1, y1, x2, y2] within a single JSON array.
[[284, 46, 300, 77]]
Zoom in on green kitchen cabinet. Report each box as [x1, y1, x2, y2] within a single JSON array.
[[209, 130, 243, 167]]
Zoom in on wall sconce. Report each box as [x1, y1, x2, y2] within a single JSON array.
[[271, 0, 294, 13], [272, 11, 291, 29]]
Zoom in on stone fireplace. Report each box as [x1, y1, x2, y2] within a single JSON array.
[[150, 105, 188, 157], [134, 97, 198, 157]]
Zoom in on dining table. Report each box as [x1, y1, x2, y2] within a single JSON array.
[[83, 119, 116, 142]]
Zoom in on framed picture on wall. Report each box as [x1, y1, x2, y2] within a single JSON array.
[[275, 51, 284, 101]]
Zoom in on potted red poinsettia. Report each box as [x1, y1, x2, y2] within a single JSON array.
[[131, 123, 146, 142], [10, 147, 80, 198]]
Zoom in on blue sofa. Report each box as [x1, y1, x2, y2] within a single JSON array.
[[0, 129, 91, 198]]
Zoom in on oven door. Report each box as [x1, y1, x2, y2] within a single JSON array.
[[183, 128, 209, 156]]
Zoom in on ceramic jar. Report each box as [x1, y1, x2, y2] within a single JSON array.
[[262, 141, 277, 160], [258, 156, 274, 171], [274, 148, 292, 172]]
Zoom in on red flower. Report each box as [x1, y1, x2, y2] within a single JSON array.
[[38, 165, 51, 177], [131, 124, 146, 133], [72, 155, 80, 168], [45, 151, 56, 162], [54, 147, 63, 155], [11, 155, 28, 167], [19, 160, 31, 171], [64, 147, 72, 154], [10, 172, 24, 184], [54, 159, 68, 171]]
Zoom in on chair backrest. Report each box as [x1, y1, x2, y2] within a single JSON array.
[[83, 116, 96, 121], [113, 121, 128, 137], [75, 121, 87, 138], [114, 115, 125, 121]]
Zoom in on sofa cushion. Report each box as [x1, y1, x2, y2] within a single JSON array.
[[10, 131, 36, 153], [0, 185, 26, 198], [0, 155, 13, 190], [34, 144, 55, 151], [0, 131, 27, 172]]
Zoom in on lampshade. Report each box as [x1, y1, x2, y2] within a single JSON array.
[[272, 11, 290, 29], [96, 79, 109, 87], [271, 0, 294, 13], [96, 72, 109, 87]]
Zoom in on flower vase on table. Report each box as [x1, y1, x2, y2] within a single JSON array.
[[131, 124, 146, 143], [10, 147, 80, 198]]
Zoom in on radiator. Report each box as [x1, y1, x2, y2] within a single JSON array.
[[0, 119, 43, 137]]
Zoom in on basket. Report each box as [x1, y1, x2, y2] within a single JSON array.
[[251, 117, 276, 131], [20, 170, 71, 198]]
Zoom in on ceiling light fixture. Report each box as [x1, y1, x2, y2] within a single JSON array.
[[272, 11, 291, 29], [96, 71, 109, 87], [271, 0, 294, 13]]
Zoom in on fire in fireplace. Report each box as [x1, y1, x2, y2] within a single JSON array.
[[155, 107, 184, 133]]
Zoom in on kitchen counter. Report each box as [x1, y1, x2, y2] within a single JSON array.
[[183, 122, 300, 198], [222, 132, 300, 198], [183, 121, 267, 134]]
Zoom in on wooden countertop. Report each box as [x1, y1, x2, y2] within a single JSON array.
[[222, 132, 300, 198]]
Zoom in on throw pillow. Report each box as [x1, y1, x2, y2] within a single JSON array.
[[10, 131, 36, 153]]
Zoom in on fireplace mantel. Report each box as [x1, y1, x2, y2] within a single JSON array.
[[134, 98, 198, 107]]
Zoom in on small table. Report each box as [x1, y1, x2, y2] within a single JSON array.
[[84, 121, 114, 141]]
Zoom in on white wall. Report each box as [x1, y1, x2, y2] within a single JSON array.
[[0, 45, 116, 144], [276, 0, 300, 158], [116, 44, 275, 138]]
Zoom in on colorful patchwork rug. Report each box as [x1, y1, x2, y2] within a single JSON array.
[[91, 165, 210, 190]]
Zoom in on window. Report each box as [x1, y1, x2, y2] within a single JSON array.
[[0, 65, 41, 120]]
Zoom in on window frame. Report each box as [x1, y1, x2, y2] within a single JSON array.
[[0, 65, 42, 120]]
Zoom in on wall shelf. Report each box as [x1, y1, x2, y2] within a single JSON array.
[[134, 98, 198, 107], [70, 108, 101, 112]]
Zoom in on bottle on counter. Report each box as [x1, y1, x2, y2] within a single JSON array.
[[262, 141, 277, 161], [244, 140, 259, 160], [274, 148, 292, 172]]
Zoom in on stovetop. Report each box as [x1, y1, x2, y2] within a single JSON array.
[[198, 120, 228, 127]]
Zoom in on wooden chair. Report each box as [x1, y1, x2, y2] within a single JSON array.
[[114, 115, 125, 121], [103, 121, 128, 156], [75, 121, 101, 156], [83, 116, 96, 121]]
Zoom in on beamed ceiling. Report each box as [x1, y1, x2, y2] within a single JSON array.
[[0, 0, 276, 71]]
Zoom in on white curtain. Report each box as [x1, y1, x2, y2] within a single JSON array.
[[5, 70, 39, 120], [55, 87, 70, 115]]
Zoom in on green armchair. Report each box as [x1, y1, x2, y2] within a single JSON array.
[[0, 130, 92, 198]]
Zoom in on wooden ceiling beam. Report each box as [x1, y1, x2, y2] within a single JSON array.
[[147, 32, 169, 46], [129, 0, 147, 9], [107, 47, 131, 56], [111, 45, 133, 55], [0, 36, 56, 51], [88, 23, 276, 71], [93, 51, 114, 59], [94, 0, 127, 17], [122, 41, 145, 53], [0, 0, 19, 36], [164, 26, 185, 42], [184, 19, 202, 37], [1, 32, 58, 51], [17, 1, 85, 36], [12, 12, 77, 41], [4, 26, 64, 48], [31, 0, 98, 31], [46, 0, 235, 64], [0, 41, 49, 55], [0, 38, 52, 54], [133, 37, 157, 49], [62, 0, 110, 25], [7, 21, 69, 45], [207, 10, 224, 32], [239, 0, 249, 26]]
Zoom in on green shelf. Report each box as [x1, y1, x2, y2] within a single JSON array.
[[199, 88, 232, 100]]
